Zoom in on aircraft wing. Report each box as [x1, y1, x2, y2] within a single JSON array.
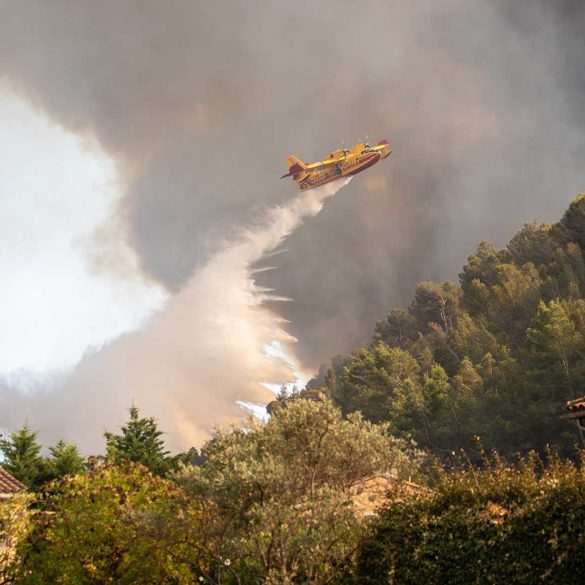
[[306, 157, 343, 170]]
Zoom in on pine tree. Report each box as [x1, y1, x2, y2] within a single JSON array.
[[525, 299, 582, 400], [49, 440, 86, 479], [0, 424, 45, 489], [104, 405, 173, 476]]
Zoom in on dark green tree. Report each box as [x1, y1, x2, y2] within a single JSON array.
[[487, 262, 543, 345], [409, 281, 461, 333], [330, 343, 423, 431], [557, 192, 585, 249], [48, 440, 86, 479], [524, 299, 585, 403], [104, 406, 176, 476], [374, 309, 419, 349], [0, 424, 45, 489], [459, 241, 509, 314], [507, 221, 556, 267]]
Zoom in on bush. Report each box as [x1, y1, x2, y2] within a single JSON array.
[[16, 463, 204, 585], [353, 451, 585, 584]]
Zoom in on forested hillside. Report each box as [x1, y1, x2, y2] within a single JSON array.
[[306, 193, 585, 458]]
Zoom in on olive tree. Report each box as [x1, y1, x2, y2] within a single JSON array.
[[178, 397, 423, 584]]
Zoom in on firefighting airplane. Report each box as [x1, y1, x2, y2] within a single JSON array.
[[281, 139, 391, 191]]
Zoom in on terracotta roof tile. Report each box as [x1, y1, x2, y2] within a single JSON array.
[[0, 467, 26, 494], [351, 474, 433, 518]]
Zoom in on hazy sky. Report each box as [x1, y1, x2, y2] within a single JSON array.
[[0, 0, 584, 449], [0, 88, 165, 375]]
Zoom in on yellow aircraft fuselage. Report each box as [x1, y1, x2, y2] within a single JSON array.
[[281, 139, 391, 191]]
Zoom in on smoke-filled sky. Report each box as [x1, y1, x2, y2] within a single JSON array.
[[1, 1, 584, 449]]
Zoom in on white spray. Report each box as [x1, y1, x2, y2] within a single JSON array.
[[0, 178, 351, 452]]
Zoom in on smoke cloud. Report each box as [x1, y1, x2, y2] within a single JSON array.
[[0, 179, 350, 451], [1, 1, 585, 446]]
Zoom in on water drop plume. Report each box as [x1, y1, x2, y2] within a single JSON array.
[[0, 178, 351, 452]]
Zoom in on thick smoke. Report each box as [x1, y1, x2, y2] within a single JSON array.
[[0, 179, 350, 451], [1, 1, 585, 445]]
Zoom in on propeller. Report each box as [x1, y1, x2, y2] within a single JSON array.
[[341, 139, 350, 156], [358, 136, 371, 149]]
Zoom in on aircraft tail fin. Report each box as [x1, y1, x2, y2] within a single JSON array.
[[286, 155, 308, 170], [281, 155, 308, 179]]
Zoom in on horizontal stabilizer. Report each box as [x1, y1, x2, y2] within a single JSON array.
[[281, 154, 308, 179]]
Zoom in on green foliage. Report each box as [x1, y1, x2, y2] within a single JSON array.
[[374, 309, 419, 349], [459, 240, 509, 314], [178, 398, 423, 584], [320, 193, 585, 459], [508, 221, 556, 267], [104, 405, 185, 476], [487, 262, 543, 344], [525, 300, 584, 398], [0, 426, 90, 489], [331, 343, 422, 426], [47, 440, 86, 480], [0, 425, 46, 489], [409, 281, 461, 333], [16, 463, 204, 585], [0, 492, 34, 584], [558, 192, 585, 249], [352, 451, 585, 584]]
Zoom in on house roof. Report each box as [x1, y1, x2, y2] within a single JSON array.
[[0, 467, 26, 495], [351, 474, 433, 518]]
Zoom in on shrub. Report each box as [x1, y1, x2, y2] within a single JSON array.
[[353, 450, 585, 584]]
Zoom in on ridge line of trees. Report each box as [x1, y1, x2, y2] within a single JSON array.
[[302, 193, 585, 460]]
